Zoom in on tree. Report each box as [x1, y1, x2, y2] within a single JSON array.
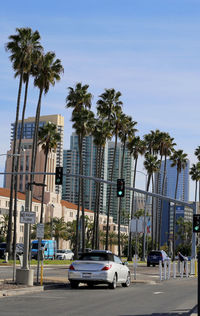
[[127, 136, 146, 260], [5, 27, 42, 257], [30, 52, 64, 193], [158, 134, 176, 249], [190, 163, 200, 202], [66, 83, 93, 257], [176, 217, 192, 256], [38, 122, 61, 223], [50, 217, 67, 249], [170, 149, 188, 260], [118, 114, 137, 256], [31, 223, 51, 240], [97, 88, 123, 250], [143, 153, 160, 260], [92, 119, 112, 249]]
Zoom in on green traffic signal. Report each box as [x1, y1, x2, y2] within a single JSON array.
[[193, 214, 200, 233]]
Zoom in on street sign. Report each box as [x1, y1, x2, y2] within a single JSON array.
[[36, 223, 44, 238], [20, 211, 36, 224]]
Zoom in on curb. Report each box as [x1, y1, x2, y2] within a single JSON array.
[[0, 286, 44, 297]]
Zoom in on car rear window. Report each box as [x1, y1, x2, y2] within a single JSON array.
[[149, 251, 162, 256], [79, 253, 113, 261]]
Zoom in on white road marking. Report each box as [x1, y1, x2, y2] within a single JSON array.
[[153, 291, 164, 295]]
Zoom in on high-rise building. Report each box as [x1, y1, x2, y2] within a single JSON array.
[[62, 133, 134, 223], [157, 159, 190, 245], [5, 114, 64, 197]]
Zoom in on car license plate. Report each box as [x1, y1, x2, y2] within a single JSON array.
[[153, 256, 157, 259], [82, 273, 91, 278]]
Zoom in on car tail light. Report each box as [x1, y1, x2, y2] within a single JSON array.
[[101, 264, 112, 271], [69, 264, 75, 270]]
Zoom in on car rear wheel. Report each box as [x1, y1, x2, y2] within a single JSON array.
[[87, 282, 94, 288], [109, 274, 117, 289], [122, 272, 131, 287], [70, 281, 79, 289]]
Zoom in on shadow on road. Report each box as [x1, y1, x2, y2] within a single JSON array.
[[120, 304, 198, 316]]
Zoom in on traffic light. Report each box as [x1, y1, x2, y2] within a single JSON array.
[[117, 179, 125, 197], [55, 166, 63, 185], [193, 214, 200, 233]]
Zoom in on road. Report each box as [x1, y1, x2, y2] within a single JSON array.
[[0, 278, 197, 316], [0, 264, 198, 316]]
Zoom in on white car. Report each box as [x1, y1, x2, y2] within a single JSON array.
[[56, 249, 74, 260], [68, 250, 131, 289]]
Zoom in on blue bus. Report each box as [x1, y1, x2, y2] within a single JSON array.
[[31, 240, 57, 260]]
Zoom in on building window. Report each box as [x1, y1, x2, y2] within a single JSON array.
[[70, 212, 73, 217], [20, 225, 24, 233], [6, 201, 9, 208]]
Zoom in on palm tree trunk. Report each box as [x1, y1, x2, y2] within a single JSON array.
[[158, 155, 167, 249], [142, 175, 151, 261], [128, 157, 138, 261], [151, 175, 154, 250], [7, 71, 23, 258], [105, 134, 118, 250], [40, 149, 48, 223], [96, 146, 104, 249], [13, 74, 30, 263], [118, 138, 126, 257], [92, 145, 100, 249], [173, 171, 179, 260], [30, 88, 43, 194]]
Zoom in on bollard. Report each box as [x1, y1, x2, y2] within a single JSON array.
[[4, 252, 8, 263], [164, 261, 167, 280], [173, 261, 176, 278], [167, 260, 171, 280], [185, 260, 189, 278], [133, 255, 137, 280], [180, 262, 184, 278], [159, 260, 162, 281], [190, 259, 194, 275], [195, 259, 198, 277]]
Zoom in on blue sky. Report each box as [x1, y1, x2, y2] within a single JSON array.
[[0, 0, 200, 198]]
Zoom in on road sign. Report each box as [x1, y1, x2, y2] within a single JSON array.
[[20, 211, 36, 224], [36, 223, 44, 238]]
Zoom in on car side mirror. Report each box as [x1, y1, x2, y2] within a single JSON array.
[[123, 261, 128, 266]]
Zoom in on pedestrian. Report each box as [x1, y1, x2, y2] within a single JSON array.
[[178, 251, 188, 273]]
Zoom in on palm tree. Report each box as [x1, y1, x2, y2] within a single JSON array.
[[143, 153, 160, 260], [50, 217, 67, 249], [66, 83, 93, 257], [38, 122, 61, 223], [170, 149, 188, 260], [30, 52, 64, 191], [127, 136, 146, 260], [158, 134, 176, 249], [92, 119, 112, 249], [97, 89, 123, 250], [5, 27, 42, 257], [194, 146, 200, 202], [190, 163, 200, 202], [117, 115, 137, 256]]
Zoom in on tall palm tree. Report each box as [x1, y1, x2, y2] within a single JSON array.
[[170, 149, 188, 260], [158, 134, 176, 249], [92, 119, 112, 249], [117, 115, 137, 256], [38, 122, 61, 223], [30, 52, 64, 190], [5, 27, 42, 257], [189, 163, 200, 202], [50, 217, 67, 249], [66, 83, 93, 257], [127, 136, 146, 260], [194, 146, 200, 203], [143, 153, 160, 260], [97, 89, 123, 250]]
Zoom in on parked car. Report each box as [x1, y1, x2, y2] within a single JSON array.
[[31, 240, 57, 260], [68, 250, 131, 289], [56, 249, 74, 260], [0, 242, 6, 259], [147, 250, 170, 267]]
